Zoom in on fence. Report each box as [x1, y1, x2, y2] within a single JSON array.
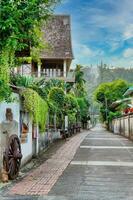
[[110, 114, 133, 139]]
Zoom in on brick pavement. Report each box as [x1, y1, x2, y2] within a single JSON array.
[[9, 131, 89, 196]]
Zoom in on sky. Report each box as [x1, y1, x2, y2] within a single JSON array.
[[55, 0, 133, 68]]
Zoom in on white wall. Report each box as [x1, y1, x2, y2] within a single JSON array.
[[0, 93, 20, 171], [111, 114, 133, 139], [0, 93, 20, 128], [0, 93, 33, 168], [21, 117, 33, 165]]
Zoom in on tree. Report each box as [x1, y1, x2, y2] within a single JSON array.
[[94, 79, 129, 122], [74, 65, 90, 127], [0, 0, 60, 102], [74, 65, 86, 97], [0, 0, 60, 52]]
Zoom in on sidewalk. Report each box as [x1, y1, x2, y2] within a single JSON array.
[[48, 125, 133, 200], [8, 130, 89, 196]]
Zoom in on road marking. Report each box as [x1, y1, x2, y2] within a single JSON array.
[[80, 146, 133, 149], [71, 161, 133, 167], [85, 138, 128, 140]]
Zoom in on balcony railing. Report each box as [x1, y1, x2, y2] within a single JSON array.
[[32, 71, 75, 82], [31, 71, 63, 78], [12, 67, 75, 83]]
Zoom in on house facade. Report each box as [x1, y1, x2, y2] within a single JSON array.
[[18, 15, 74, 82]]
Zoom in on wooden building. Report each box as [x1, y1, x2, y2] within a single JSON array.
[[19, 15, 74, 82]]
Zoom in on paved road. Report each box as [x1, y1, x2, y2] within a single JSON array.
[[49, 124, 133, 200], [2, 124, 133, 200]]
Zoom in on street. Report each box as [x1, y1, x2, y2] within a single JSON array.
[[1, 124, 133, 200]]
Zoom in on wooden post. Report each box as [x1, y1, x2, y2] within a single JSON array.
[[64, 60, 67, 78]]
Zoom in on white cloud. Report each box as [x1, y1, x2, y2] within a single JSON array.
[[123, 48, 133, 58], [58, 0, 133, 67], [80, 0, 133, 50], [123, 24, 133, 40], [80, 44, 93, 57], [73, 42, 94, 57], [61, 0, 70, 4]]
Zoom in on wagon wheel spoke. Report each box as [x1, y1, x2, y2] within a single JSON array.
[[3, 134, 22, 180], [9, 160, 16, 177]]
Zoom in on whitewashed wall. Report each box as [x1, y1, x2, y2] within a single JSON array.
[[111, 114, 133, 139], [0, 93, 33, 169], [21, 116, 33, 165], [0, 93, 20, 170]]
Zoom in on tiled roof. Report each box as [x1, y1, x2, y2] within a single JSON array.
[[40, 15, 73, 60]]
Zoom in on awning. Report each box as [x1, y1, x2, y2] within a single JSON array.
[[124, 87, 133, 96]]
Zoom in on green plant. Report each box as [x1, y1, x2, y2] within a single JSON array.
[[44, 79, 66, 95], [0, 80, 12, 102], [17, 57, 32, 65], [21, 88, 48, 131], [0, 49, 13, 102], [0, 0, 60, 52], [64, 94, 79, 110], [108, 111, 121, 121], [74, 65, 86, 97], [77, 97, 90, 123], [48, 87, 65, 108], [11, 74, 34, 88], [94, 79, 129, 122], [68, 112, 76, 124], [0, 0, 60, 102]]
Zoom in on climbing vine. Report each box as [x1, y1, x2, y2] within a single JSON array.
[[0, 49, 13, 102], [21, 88, 48, 131]]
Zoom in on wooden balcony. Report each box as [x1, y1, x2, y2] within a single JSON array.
[[32, 70, 75, 83]]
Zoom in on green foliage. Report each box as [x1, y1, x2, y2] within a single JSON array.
[[48, 87, 65, 108], [64, 94, 79, 111], [77, 97, 90, 122], [21, 88, 48, 131], [0, 49, 13, 102], [74, 65, 86, 97], [44, 79, 65, 95], [0, 50, 10, 83], [108, 111, 122, 121], [0, 0, 59, 102], [68, 112, 76, 124], [0, 0, 60, 52], [94, 79, 129, 122], [47, 100, 59, 114], [11, 74, 34, 88], [17, 57, 32, 65], [47, 86, 65, 128], [72, 64, 90, 124], [64, 94, 79, 123], [0, 80, 12, 102]]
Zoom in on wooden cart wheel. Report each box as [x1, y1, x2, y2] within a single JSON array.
[[3, 134, 22, 180]]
